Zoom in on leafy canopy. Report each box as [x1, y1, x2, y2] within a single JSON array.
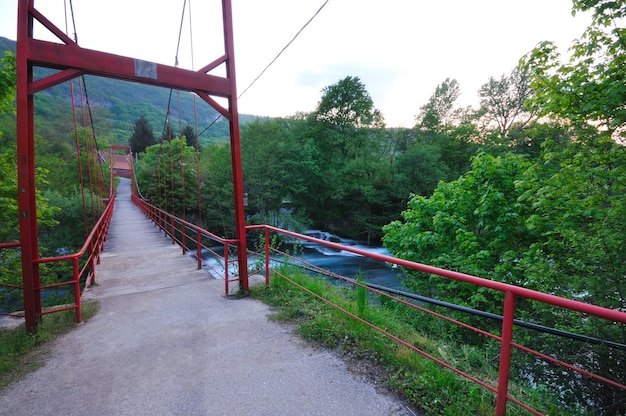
[[128, 116, 157, 154], [0, 51, 15, 114], [520, 0, 626, 140]]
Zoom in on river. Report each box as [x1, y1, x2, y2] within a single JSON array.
[[199, 230, 406, 291]]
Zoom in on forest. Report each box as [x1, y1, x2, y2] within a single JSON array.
[[1, 1, 625, 413]]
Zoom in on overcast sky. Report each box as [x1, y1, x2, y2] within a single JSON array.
[[1, 0, 590, 127]]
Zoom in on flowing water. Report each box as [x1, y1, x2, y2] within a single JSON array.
[[199, 230, 406, 291]]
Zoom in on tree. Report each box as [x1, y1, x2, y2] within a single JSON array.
[[128, 116, 156, 154], [383, 136, 626, 413], [390, 142, 450, 199], [0, 53, 17, 242], [383, 152, 532, 312], [180, 124, 196, 148], [198, 143, 235, 237], [415, 78, 463, 132], [310, 76, 390, 240], [240, 117, 311, 231], [517, 133, 626, 414], [0, 51, 15, 113], [517, 134, 626, 309], [315, 75, 384, 131], [410, 79, 480, 182], [134, 138, 197, 218], [0, 51, 58, 244], [476, 66, 535, 139], [520, 0, 626, 142]]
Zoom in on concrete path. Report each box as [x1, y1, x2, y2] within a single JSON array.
[[0, 178, 413, 416]]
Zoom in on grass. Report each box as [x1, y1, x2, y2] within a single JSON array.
[[0, 301, 98, 390], [249, 264, 568, 415]]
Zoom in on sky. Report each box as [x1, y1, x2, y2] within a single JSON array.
[[0, 0, 591, 127]]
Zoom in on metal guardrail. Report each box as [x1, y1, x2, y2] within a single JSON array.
[[131, 194, 240, 295], [123, 202, 626, 415], [0, 196, 114, 323], [247, 225, 626, 416]]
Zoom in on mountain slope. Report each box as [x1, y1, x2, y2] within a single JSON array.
[[1, 37, 258, 145]]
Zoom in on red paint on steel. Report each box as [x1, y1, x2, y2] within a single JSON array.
[[496, 291, 515, 416], [264, 227, 270, 287], [131, 194, 239, 288], [222, 0, 249, 292], [72, 257, 81, 323], [17, 0, 41, 332], [27, 39, 231, 97], [196, 229, 202, 270], [29, 68, 84, 93], [249, 225, 626, 324], [34, 192, 115, 322], [17, 1, 250, 329], [0, 242, 21, 249], [247, 224, 626, 414]]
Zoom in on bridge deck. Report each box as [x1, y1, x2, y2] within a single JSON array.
[[0, 178, 412, 415]]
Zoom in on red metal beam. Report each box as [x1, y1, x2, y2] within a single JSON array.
[[29, 68, 85, 93], [17, 0, 41, 332], [16, 0, 251, 331], [28, 39, 231, 97], [222, 0, 249, 291]]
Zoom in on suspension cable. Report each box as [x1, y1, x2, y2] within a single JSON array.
[[77, 80, 97, 227], [69, 78, 89, 238], [65, 0, 91, 240], [238, 0, 331, 98], [197, 0, 331, 140], [67, 0, 107, 220], [189, 0, 203, 228], [177, 90, 186, 223]]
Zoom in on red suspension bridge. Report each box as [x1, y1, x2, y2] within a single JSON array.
[[1, 1, 625, 415]]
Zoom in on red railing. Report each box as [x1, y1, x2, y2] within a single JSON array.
[[0, 197, 114, 324], [35, 195, 115, 322], [122, 198, 626, 414], [131, 195, 241, 294], [247, 225, 626, 416]]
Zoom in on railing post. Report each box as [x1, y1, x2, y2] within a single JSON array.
[[224, 243, 229, 295], [496, 290, 515, 416], [181, 223, 187, 255], [264, 226, 270, 287], [73, 257, 82, 323], [89, 241, 96, 285], [196, 229, 202, 270]]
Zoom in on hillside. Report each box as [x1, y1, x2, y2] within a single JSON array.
[[1, 37, 258, 146]]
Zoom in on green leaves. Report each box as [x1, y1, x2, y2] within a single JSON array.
[[517, 135, 626, 307], [0, 52, 15, 114], [316, 76, 383, 130], [384, 152, 532, 309], [415, 78, 462, 132], [521, 1, 626, 140], [128, 116, 157, 154], [383, 134, 626, 412]]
